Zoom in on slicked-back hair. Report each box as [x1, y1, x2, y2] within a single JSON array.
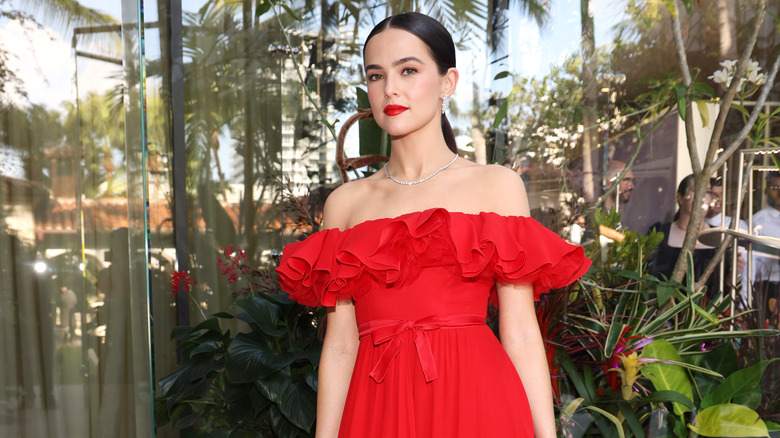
[[364, 12, 458, 154]]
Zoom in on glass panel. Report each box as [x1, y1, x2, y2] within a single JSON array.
[[0, 0, 153, 436], [176, 1, 285, 320]]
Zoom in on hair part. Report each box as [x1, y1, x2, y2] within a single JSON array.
[[364, 12, 458, 154]]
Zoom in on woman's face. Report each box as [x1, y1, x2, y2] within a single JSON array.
[[677, 182, 712, 215], [363, 28, 456, 139]]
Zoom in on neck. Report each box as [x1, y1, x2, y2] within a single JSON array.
[[675, 212, 691, 229], [604, 196, 616, 211], [386, 131, 453, 181]]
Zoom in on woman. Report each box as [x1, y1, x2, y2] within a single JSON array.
[[648, 174, 717, 287], [276, 12, 590, 438]]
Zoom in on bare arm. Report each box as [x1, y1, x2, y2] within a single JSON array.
[[497, 283, 556, 437], [316, 300, 359, 438], [315, 187, 359, 438], [488, 166, 555, 435]]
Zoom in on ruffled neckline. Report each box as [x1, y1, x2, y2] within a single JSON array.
[[276, 208, 591, 307], [333, 208, 508, 234]]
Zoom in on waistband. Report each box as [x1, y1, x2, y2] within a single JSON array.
[[358, 314, 485, 383]]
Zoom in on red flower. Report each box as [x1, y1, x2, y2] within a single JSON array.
[[217, 244, 248, 283], [171, 270, 197, 297]]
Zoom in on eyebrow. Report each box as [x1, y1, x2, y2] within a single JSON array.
[[364, 56, 424, 72]]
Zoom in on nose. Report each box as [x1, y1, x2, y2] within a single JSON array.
[[384, 75, 398, 98]]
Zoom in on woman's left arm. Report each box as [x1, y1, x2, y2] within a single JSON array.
[[497, 282, 556, 438]]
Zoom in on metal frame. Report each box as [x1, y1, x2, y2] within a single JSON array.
[[168, 0, 189, 328], [734, 147, 780, 318]]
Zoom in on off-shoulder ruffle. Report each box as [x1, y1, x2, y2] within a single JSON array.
[[275, 208, 591, 307]]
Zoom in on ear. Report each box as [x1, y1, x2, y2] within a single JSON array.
[[441, 67, 459, 98]]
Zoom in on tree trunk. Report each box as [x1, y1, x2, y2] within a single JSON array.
[[580, 0, 597, 202]]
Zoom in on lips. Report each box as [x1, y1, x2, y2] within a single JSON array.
[[384, 105, 408, 116]]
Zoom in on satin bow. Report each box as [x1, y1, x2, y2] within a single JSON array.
[[358, 314, 485, 383]]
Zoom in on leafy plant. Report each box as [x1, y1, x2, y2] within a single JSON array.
[[156, 267, 323, 437], [544, 210, 780, 437]]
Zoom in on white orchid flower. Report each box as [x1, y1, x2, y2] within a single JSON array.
[[708, 68, 730, 85]]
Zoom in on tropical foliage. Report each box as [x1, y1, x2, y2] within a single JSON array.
[[546, 210, 780, 437], [156, 251, 322, 438]]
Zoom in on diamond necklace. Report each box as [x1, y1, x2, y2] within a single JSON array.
[[383, 154, 458, 185]]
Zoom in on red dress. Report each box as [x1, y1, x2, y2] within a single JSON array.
[[276, 208, 590, 437]]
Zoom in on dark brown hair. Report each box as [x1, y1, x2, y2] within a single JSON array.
[[364, 12, 458, 153]]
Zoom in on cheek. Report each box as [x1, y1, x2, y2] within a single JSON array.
[[366, 85, 383, 108]]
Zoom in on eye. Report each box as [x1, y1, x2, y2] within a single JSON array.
[[367, 73, 383, 81], [401, 68, 417, 75]]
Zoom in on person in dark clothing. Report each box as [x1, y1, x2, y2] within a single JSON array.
[[648, 175, 717, 291]]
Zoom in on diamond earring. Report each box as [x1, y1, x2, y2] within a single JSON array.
[[441, 95, 450, 114]]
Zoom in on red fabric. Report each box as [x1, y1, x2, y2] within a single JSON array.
[[275, 208, 591, 437], [359, 314, 485, 383]]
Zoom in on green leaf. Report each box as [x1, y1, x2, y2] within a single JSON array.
[[693, 302, 720, 325], [701, 358, 780, 409], [642, 390, 696, 410], [560, 353, 593, 403], [685, 251, 695, 292], [190, 340, 220, 357], [657, 285, 674, 306], [492, 98, 509, 129], [279, 3, 301, 21], [270, 405, 300, 438], [256, 367, 291, 404], [583, 406, 625, 438], [639, 295, 700, 335], [226, 333, 295, 383], [689, 343, 738, 398], [696, 100, 710, 127], [604, 322, 626, 358], [224, 383, 261, 424], [766, 420, 780, 431], [619, 269, 642, 281], [493, 71, 511, 80], [255, 0, 275, 18], [305, 370, 318, 392], [733, 387, 762, 410], [689, 404, 769, 437], [691, 82, 715, 99], [193, 317, 223, 334], [294, 343, 322, 368], [675, 86, 687, 121], [492, 84, 520, 129], [616, 401, 643, 438], [280, 381, 317, 432], [641, 339, 693, 416], [233, 295, 285, 337], [159, 354, 215, 398]]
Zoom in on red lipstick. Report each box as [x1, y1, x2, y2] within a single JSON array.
[[384, 105, 408, 116]]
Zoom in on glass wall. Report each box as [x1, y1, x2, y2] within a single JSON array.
[[0, 0, 155, 436], [0, 0, 778, 436]]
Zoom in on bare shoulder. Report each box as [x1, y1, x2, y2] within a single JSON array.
[[321, 177, 376, 230], [465, 164, 529, 217]]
